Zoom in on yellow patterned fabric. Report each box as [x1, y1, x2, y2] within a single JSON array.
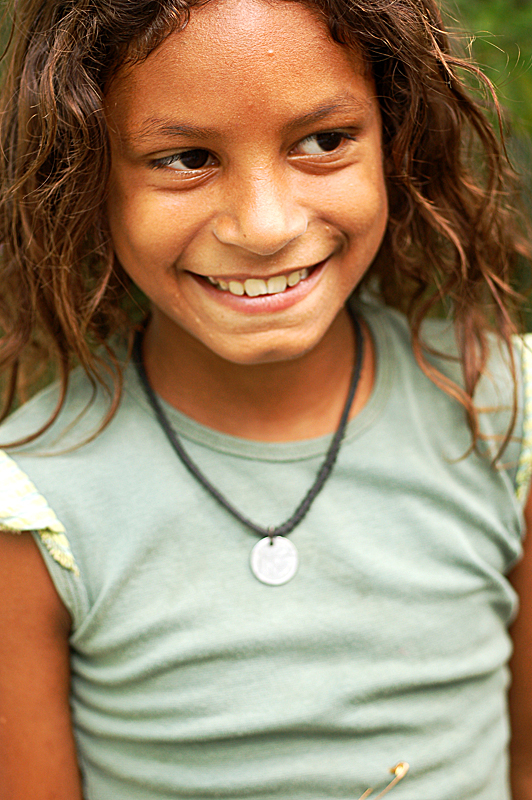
[[515, 333, 532, 504], [0, 449, 79, 575]]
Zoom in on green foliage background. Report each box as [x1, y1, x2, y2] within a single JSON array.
[[448, 1, 532, 188], [450, 0, 532, 321], [451, 0, 532, 135]]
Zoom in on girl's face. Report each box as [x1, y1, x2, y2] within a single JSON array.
[[106, 0, 388, 366]]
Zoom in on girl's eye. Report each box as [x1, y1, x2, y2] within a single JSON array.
[[296, 131, 351, 155], [154, 149, 215, 171]]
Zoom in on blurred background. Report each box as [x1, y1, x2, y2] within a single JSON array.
[[449, 0, 532, 318], [451, 0, 532, 136]]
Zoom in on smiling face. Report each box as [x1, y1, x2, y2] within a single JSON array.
[[106, 0, 388, 367]]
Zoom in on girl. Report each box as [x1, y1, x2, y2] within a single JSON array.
[[0, 0, 531, 798]]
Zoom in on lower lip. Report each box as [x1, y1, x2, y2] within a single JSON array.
[[190, 259, 329, 313]]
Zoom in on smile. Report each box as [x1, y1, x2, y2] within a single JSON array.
[[205, 267, 310, 297]]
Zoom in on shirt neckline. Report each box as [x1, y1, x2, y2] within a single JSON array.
[[129, 301, 394, 463]]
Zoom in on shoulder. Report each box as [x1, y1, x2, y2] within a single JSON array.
[[365, 299, 525, 413], [362, 300, 461, 382], [0, 339, 157, 452], [0, 369, 100, 579], [512, 333, 532, 503], [363, 300, 532, 502], [0, 356, 157, 619], [0, 449, 78, 574], [1, 345, 130, 447]]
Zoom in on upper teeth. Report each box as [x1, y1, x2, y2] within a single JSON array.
[[207, 268, 309, 297]]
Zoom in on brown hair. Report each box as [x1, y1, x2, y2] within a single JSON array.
[[0, 0, 530, 447]]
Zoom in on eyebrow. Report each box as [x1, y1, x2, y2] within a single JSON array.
[[127, 122, 218, 145], [283, 95, 371, 134], [124, 94, 372, 147]]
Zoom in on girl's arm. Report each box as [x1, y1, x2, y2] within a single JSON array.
[[509, 491, 532, 800], [0, 532, 84, 800]]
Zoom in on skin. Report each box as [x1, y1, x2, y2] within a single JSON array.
[[0, 532, 83, 800], [1, 1, 532, 798], [105, 0, 386, 440], [1, 6, 384, 795], [509, 495, 532, 799]]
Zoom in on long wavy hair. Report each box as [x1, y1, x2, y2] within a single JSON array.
[[0, 0, 530, 448]]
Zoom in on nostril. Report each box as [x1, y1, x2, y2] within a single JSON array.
[[212, 210, 308, 256]]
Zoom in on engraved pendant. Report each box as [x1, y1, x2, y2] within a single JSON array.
[[250, 536, 299, 585]]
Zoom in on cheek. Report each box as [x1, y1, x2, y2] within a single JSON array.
[[107, 181, 213, 276], [310, 151, 387, 223], [106, 185, 173, 271], [323, 170, 388, 245]]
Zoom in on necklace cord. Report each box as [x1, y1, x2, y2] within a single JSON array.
[[133, 307, 364, 539]]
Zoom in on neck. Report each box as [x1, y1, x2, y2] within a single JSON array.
[[141, 306, 373, 442]]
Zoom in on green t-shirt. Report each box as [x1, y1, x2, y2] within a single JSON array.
[[1, 302, 531, 799]]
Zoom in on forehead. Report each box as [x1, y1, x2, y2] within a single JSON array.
[[106, 0, 375, 139]]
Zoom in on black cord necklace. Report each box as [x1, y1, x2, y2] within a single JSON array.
[[133, 308, 364, 585]]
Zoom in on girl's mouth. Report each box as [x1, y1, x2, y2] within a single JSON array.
[[203, 265, 313, 297]]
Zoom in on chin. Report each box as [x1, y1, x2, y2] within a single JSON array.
[[212, 338, 317, 367]]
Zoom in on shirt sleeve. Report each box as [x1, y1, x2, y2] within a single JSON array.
[[515, 333, 532, 505], [0, 448, 90, 628], [0, 449, 80, 574]]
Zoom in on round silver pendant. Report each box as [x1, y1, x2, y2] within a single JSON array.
[[250, 536, 299, 585]]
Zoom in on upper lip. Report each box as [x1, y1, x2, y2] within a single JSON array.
[[190, 256, 331, 283]]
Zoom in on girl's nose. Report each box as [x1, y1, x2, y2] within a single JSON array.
[[212, 169, 308, 256]]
